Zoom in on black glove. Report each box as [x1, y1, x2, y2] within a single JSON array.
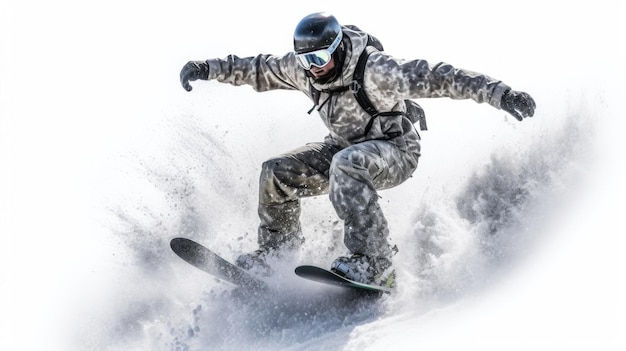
[[501, 89, 536, 121], [180, 61, 209, 92]]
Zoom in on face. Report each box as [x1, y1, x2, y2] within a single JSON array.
[[308, 56, 335, 79]]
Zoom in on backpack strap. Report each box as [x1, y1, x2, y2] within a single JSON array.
[[352, 46, 382, 118], [307, 85, 321, 114], [352, 46, 408, 136], [352, 46, 428, 134], [308, 84, 350, 114], [307, 43, 427, 135]]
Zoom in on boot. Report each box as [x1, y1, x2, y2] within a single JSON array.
[[331, 253, 395, 287]]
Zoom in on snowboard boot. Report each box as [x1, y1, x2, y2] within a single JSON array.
[[235, 236, 304, 277], [331, 253, 395, 288], [235, 247, 274, 276]]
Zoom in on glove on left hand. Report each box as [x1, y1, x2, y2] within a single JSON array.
[[180, 61, 209, 92], [501, 89, 536, 121]]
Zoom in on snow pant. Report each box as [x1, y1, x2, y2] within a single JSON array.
[[257, 140, 419, 259]]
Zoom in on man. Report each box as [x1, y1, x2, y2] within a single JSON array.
[[179, 12, 535, 287]]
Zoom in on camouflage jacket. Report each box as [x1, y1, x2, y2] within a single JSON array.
[[205, 26, 510, 158]]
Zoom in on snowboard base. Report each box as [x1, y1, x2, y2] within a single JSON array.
[[295, 265, 392, 294], [170, 237, 266, 290]]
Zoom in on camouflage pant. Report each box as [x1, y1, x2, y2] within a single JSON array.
[[258, 140, 419, 259]]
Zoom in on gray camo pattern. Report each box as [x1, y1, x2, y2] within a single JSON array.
[[203, 26, 511, 260]]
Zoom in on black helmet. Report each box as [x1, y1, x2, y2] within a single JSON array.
[[293, 13, 342, 54]]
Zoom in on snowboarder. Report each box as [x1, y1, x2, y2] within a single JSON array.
[[179, 12, 535, 287]]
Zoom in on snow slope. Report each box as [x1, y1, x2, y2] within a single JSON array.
[[1, 1, 624, 350]]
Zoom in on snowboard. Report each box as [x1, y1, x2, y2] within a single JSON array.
[[295, 265, 392, 294], [170, 237, 266, 290]]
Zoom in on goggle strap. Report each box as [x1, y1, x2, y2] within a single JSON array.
[[295, 30, 343, 70]]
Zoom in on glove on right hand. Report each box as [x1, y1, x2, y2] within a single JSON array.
[[180, 61, 209, 92]]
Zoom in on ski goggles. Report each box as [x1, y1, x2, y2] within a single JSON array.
[[295, 31, 343, 70]]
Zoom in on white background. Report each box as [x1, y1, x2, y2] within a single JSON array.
[[1, 1, 624, 350]]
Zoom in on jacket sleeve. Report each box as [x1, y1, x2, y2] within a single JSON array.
[[367, 52, 510, 109], [205, 53, 308, 93]]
